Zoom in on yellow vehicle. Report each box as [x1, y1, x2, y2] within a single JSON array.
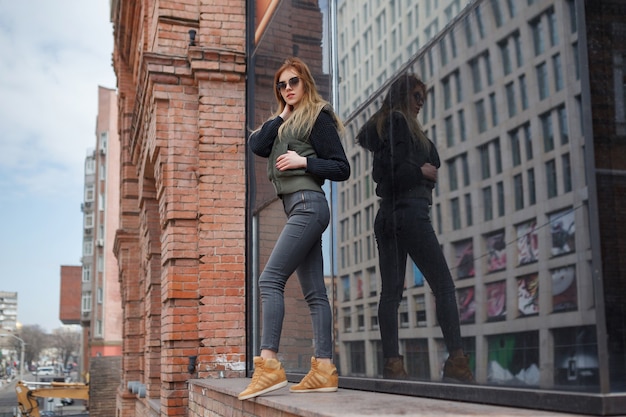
[[15, 380, 89, 417]]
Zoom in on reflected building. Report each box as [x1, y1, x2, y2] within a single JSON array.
[[335, 0, 598, 389]]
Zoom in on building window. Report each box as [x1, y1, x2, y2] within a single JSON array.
[[528, 168, 537, 205], [83, 241, 93, 256], [84, 214, 94, 229], [464, 15, 475, 47], [445, 116, 455, 147], [553, 53, 563, 91], [548, 8, 558, 46], [537, 62, 549, 100], [85, 184, 95, 201], [82, 265, 91, 282], [461, 153, 470, 186], [483, 186, 493, 221], [562, 153, 572, 193], [494, 139, 502, 174], [491, 0, 504, 27], [475, 6, 485, 39], [499, 38, 512, 75], [399, 298, 410, 328], [436, 203, 442, 235], [85, 158, 96, 175], [513, 32, 523, 67], [439, 38, 448, 66], [447, 158, 458, 191], [541, 112, 554, 152], [484, 52, 494, 86], [558, 106, 569, 144], [490, 93, 498, 127], [497, 181, 505, 217], [523, 123, 534, 160], [546, 159, 558, 198], [514, 174, 524, 210], [470, 58, 482, 93], [506, 82, 517, 117], [443, 77, 452, 110], [95, 320, 103, 338], [531, 17, 545, 56], [479, 144, 491, 179], [414, 295, 427, 327], [82, 292, 92, 312], [458, 109, 467, 142], [506, 0, 517, 17], [453, 72, 468, 102], [451, 197, 461, 230], [567, 0, 578, 34], [464, 193, 473, 226], [510, 129, 521, 166], [519, 74, 529, 110], [476, 99, 487, 133]]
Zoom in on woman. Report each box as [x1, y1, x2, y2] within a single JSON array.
[[238, 57, 350, 400], [356, 73, 474, 383]]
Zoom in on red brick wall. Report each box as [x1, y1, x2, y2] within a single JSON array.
[[59, 265, 82, 324], [112, 0, 247, 416]]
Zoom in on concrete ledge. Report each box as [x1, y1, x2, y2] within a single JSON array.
[[188, 378, 584, 417]]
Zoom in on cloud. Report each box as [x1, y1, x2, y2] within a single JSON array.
[[0, 0, 116, 199], [0, 0, 116, 332]]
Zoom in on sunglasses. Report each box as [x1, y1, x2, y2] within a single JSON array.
[[276, 76, 300, 91], [413, 92, 425, 104]]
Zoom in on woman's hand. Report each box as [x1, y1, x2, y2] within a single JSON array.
[[276, 150, 306, 171], [279, 105, 293, 121], [421, 162, 438, 182]]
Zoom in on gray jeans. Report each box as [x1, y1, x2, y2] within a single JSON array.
[[259, 190, 333, 358]]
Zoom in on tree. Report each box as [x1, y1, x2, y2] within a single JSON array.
[[17, 325, 47, 369], [51, 327, 81, 369]]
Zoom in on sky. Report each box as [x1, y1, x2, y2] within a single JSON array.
[[0, 1, 117, 333]]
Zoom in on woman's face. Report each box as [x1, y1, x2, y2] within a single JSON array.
[[277, 68, 304, 108], [409, 85, 426, 117]]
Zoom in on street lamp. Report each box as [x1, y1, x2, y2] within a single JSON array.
[[0, 332, 25, 378]]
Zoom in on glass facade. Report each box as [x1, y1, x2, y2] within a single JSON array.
[[247, 0, 626, 414]]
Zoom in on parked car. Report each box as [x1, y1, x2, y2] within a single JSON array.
[[35, 366, 55, 376]]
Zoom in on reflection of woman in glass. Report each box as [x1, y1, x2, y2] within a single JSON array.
[[357, 73, 474, 383], [238, 57, 350, 400]]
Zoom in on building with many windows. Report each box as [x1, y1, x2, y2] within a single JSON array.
[[0, 291, 18, 331], [80, 86, 122, 376], [335, 0, 598, 388]]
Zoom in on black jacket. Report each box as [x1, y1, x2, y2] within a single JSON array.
[[357, 111, 440, 203]]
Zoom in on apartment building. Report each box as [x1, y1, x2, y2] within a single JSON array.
[[335, 0, 599, 389], [80, 86, 122, 374], [0, 291, 18, 331]]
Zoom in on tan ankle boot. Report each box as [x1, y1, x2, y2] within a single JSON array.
[[383, 356, 409, 379]]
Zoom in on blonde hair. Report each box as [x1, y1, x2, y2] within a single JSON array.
[[272, 57, 344, 140]]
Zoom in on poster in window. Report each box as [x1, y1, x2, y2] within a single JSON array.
[[412, 263, 425, 287], [486, 280, 507, 321], [487, 331, 540, 386], [516, 220, 539, 266], [549, 208, 575, 256], [551, 265, 577, 312], [485, 231, 506, 272], [457, 287, 476, 324], [517, 273, 539, 316], [453, 239, 474, 279]]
